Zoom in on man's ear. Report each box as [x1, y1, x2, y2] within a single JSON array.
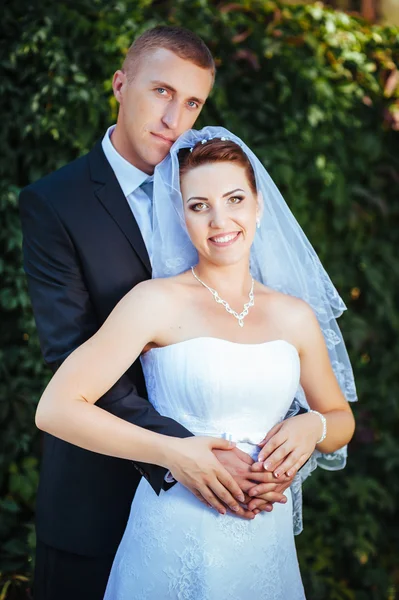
[[112, 70, 127, 104]]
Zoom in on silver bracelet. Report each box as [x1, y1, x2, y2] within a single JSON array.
[[309, 410, 327, 444]]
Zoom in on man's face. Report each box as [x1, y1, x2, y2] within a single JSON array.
[[113, 48, 214, 174]]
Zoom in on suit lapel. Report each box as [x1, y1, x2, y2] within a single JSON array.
[[88, 141, 152, 276]]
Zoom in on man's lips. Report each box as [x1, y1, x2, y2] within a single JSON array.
[[152, 133, 175, 146], [208, 231, 241, 247]]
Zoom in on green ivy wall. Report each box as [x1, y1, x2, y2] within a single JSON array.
[[1, 1, 398, 598]]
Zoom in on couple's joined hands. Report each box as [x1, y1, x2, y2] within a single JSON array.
[[214, 446, 293, 517], [164, 413, 322, 517], [164, 437, 293, 518]]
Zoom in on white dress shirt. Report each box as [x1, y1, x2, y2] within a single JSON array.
[[102, 125, 153, 263]]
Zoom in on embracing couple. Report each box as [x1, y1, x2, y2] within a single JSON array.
[[20, 26, 356, 600]]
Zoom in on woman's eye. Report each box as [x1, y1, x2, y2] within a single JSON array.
[[229, 196, 244, 204], [191, 202, 208, 212], [156, 88, 167, 95]]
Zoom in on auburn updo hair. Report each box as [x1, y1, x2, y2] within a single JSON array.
[[178, 138, 257, 195]]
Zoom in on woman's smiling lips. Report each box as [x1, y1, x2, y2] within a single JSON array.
[[208, 231, 241, 247]]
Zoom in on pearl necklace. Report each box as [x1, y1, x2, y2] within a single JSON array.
[[191, 267, 255, 328]]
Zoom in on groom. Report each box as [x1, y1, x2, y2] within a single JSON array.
[[20, 26, 294, 600]]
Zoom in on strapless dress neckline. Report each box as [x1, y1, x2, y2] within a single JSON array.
[[145, 336, 298, 356]]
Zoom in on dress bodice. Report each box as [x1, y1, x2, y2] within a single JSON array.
[[105, 338, 306, 600], [141, 337, 300, 455]]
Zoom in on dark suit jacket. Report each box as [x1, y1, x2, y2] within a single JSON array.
[[19, 141, 193, 556]]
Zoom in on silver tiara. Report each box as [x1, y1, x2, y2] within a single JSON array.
[[189, 135, 239, 152]]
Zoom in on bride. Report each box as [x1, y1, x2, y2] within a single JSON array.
[[35, 127, 356, 599]]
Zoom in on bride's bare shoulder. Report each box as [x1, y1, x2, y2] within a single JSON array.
[[256, 282, 314, 322], [124, 272, 192, 310]]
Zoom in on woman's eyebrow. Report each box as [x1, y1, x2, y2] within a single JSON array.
[[222, 188, 245, 197], [187, 189, 245, 203]]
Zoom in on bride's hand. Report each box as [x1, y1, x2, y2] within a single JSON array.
[[252, 413, 323, 478], [164, 437, 246, 515]]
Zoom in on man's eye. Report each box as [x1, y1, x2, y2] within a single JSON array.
[[156, 88, 167, 95], [187, 101, 199, 109]]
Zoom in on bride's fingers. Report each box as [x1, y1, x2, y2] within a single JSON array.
[[192, 490, 212, 508], [260, 442, 291, 473], [250, 461, 268, 472], [216, 469, 246, 504], [197, 480, 254, 518], [258, 422, 284, 447], [210, 478, 244, 513], [274, 449, 312, 478], [272, 450, 302, 478], [285, 454, 310, 477], [196, 484, 228, 514], [250, 458, 284, 474], [257, 434, 287, 463]]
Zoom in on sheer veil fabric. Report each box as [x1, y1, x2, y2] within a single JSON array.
[[151, 126, 357, 533]]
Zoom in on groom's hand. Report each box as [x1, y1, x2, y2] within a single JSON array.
[[245, 477, 293, 514]]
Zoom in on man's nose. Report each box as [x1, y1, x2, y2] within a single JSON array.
[[162, 101, 182, 130]]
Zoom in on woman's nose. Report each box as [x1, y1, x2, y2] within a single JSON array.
[[210, 209, 227, 229]]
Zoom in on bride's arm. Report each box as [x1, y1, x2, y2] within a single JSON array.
[[36, 280, 245, 513], [253, 299, 355, 478], [36, 280, 165, 459], [297, 299, 355, 454]]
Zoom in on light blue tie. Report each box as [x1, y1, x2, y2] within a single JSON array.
[[141, 178, 154, 204], [138, 177, 154, 262]]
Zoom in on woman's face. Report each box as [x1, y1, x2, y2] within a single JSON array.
[[181, 161, 259, 267]]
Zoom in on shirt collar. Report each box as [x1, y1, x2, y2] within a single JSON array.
[[101, 125, 152, 197]]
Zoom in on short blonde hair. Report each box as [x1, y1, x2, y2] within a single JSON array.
[[122, 25, 215, 83]]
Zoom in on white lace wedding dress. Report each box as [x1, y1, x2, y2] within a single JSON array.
[[104, 338, 306, 599]]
